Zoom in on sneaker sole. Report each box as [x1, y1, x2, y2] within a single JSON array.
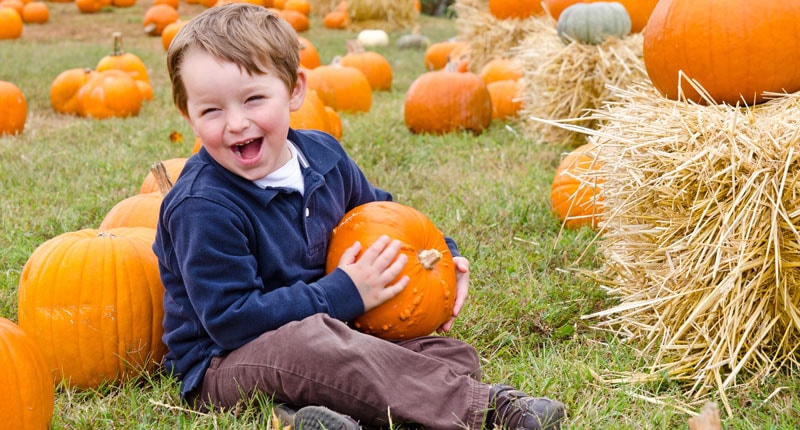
[[294, 405, 360, 430]]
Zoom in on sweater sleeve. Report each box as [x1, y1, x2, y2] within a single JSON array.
[[163, 196, 364, 350]]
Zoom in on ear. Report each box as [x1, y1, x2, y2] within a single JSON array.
[[289, 68, 307, 112]]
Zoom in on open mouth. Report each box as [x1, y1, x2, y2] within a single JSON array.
[[232, 137, 263, 160]]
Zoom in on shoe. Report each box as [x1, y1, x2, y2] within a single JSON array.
[[274, 404, 360, 430], [486, 385, 566, 430]]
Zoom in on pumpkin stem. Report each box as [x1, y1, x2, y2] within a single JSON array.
[[112, 31, 124, 55], [151, 161, 174, 196], [417, 249, 442, 270]]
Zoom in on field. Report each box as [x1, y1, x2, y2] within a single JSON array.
[[1, 2, 798, 428]]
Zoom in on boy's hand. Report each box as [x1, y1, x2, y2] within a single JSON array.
[[337, 235, 409, 312], [437, 256, 469, 333]]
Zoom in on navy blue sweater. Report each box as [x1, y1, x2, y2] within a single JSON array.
[[153, 129, 459, 398]]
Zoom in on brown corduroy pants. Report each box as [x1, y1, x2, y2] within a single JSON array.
[[193, 313, 490, 429]]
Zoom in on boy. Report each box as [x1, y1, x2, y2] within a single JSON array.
[[154, 4, 566, 429]]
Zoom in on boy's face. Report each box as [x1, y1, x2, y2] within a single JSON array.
[[180, 47, 306, 181]]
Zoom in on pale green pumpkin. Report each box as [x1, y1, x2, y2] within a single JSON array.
[[557, 2, 632, 45]]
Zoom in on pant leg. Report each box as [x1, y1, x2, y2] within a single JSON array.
[[197, 314, 490, 429]]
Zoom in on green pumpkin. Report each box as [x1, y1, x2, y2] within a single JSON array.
[[557, 2, 632, 45]]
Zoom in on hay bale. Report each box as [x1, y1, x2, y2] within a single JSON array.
[[515, 28, 648, 147], [307, 0, 340, 16], [347, 0, 418, 31], [574, 84, 800, 414], [453, 0, 552, 73]]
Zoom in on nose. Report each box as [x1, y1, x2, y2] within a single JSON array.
[[225, 107, 250, 133]]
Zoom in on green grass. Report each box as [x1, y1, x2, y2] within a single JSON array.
[[1, 3, 798, 428]]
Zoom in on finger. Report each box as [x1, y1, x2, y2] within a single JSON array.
[[356, 235, 391, 264], [337, 241, 362, 266], [380, 275, 409, 301]]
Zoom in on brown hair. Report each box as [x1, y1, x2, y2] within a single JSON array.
[[166, 3, 301, 115]]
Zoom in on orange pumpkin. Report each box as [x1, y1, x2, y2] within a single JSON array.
[[478, 57, 523, 84], [21, 1, 48, 23], [283, 0, 310, 15], [161, 19, 186, 51], [423, 40, 469, 71], [102, 162, 174, 229], [142, 3, 179, 36], [17, 227, 167, 389], [139, 157, 187, 193], [290, 89, 332, 133], [325, 106, 342, 140], [404, 63, 492, 135], [0, 80, 27, 136], [306, 58, 373, 113], [298, 36, 321, 69], [340, 40, 393, 91], [325, 201, 456, 340], [550, 143, 603, 229], [489, 0, 544, 20], [323, 9, 349, 29], [50, 68, 95, 115], [75, 0, 105, 13], [0, 317, 54, 430], [96, 32, 152, 100], [77, 69, 144, 119], [0, 7, 23, 39], [643, 0, 800, 106], [487, 79, 522, 120]]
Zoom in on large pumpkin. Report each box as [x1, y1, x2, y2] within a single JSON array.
[[325, 201, 456, 340], [0, 80, 27, 136], [0, 317, 54, 429], [50, 68, 95, 115], [643, 0, 800, 106], [340, 40, 393, 92], [17, 227, 167, 389], [404, 63, 492, 135], [550, 143, 603, 229], [77, 69, 144, 119]]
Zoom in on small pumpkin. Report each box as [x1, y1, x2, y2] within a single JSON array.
[[544, 0, 657, 33], [323, 8, 349, 29], [50, 68, 95, 115], [397, 25, 430, 50], [404, 62, 492, 135], [17, 227, 167, 389], [290, 89, 332, 134], [550, 143, 603, 229], [306, 57, 373, 113], [77, 69, 144, 119], [0, 80, 27, 136], [298, 36, 321, 69], [0, 7, 23, 39], [478, 57, 523, 85], [142, 4, 179, 36], [340, 40, 393, 91], [75, 0, 105, 13], [325, 106, 343, 140], [283, 0, 310, 15], [21, 1, 48, 23], [0, 317, 55, 430], [643, 0, 800, 106], [423, 40, 470, 71], [325, 201, 456, 340], [161, 19, 186, 51], [356, 29, 389, 47], [487, 79, 522, 120], [96, 32, 152, 100], [101, 162, 174, 230], [557, 2, 631, 45], [139, 157, 187, 193], [275, 8, 310, 32]]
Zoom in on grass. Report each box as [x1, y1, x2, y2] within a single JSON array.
[[1, 2, 798, 428]]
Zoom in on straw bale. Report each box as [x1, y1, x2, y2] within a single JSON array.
[[562, 84, 800, 414], [452, 0, 554, 73], [307, 0, 340, 16], [515, 28, 647, 147], [347, 0, 418, 31]]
